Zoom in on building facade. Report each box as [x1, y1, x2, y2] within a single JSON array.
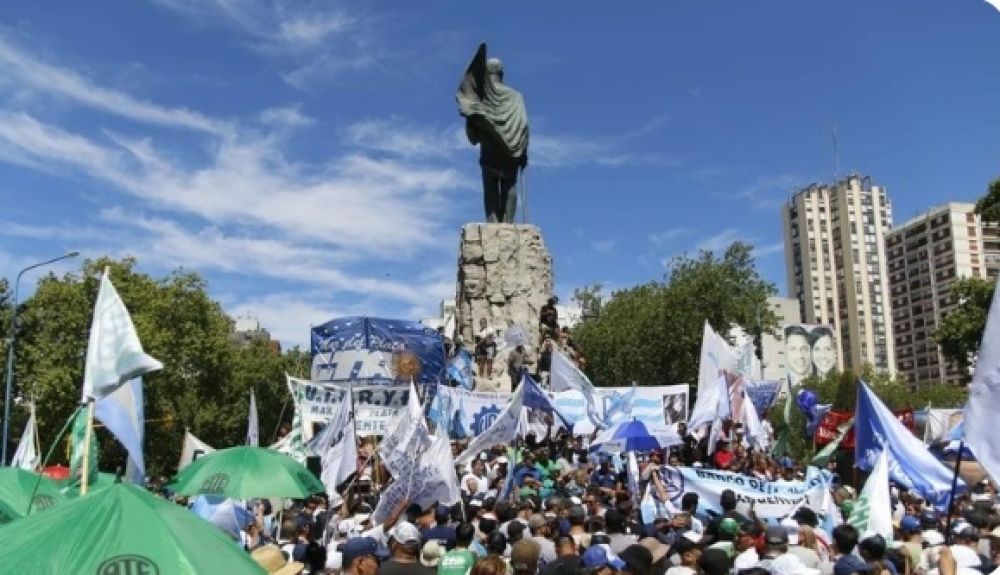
[[782, 174, 895, 375], [887, 203, 991, 386]]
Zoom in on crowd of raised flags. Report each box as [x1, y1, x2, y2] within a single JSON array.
[[2, 270, 1000, 575]]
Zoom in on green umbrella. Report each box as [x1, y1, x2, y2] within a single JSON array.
[[60, 471, 122, 498], [0, 468, 65, 516], [170, 445, 324, 499], [0, 482, 266, 574]]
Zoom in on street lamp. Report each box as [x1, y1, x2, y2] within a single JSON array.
[[2, 251, 80, 465]]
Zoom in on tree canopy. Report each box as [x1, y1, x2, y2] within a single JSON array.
[[571, 243, 777, 387], [974, 177, 1000, 223], [3, 258, 303, 477], [933, 277, 995, 378]]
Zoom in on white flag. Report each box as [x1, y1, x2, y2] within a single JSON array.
[[81, 269, 163, 401], [318, 384, 357, 492], [379, 381, 430, 476], [550, 348, 603, 427], [964, 276, 1000, 486], [178, 430, 215, 471], [697, 322, 738, 395], [247, 390, 259, 447], [688, 375, 729, 431], [95, 377, 145, 484], [372, 432, 460, 525], [10, 406, 39, 471], [455, 383, 524, 465], [849, 449, 893, 541]]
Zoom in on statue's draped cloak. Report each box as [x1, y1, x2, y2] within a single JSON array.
[[456, 43, 529, 160]]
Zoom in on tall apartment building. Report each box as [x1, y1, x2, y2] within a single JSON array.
[[782, 174, 895, 375], [887, 203, 993, 386]]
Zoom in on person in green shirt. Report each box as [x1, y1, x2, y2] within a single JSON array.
[[534, 449, 560, 480], [438, 522, 477, 575]]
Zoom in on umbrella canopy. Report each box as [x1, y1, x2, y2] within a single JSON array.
[[190, 495, 254, 537], [0, 482, 266, 574], [0, 467, 65, 516], [589, 420, 662, 454], [170, 445, 324, 499], [59, 472, 122, 498]]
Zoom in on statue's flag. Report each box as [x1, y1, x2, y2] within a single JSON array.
[[964, 276, 1000, 486], [81, 270, 162, 401]]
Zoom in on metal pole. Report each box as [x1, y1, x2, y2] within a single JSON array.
[[943, 441, 965, 544], [3, 251, 79, 465]]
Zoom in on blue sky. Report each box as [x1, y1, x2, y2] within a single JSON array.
[[1, 1, 998, 348]]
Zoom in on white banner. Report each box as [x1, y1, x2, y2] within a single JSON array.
[[287, 377, 415, 436], [656, 466, 830, 521], [429, 386, 510, 439]]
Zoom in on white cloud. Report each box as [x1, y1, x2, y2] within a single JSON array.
[[724, 174, 801, 211], [647, 228, 693, 246], [754, 241, 785, 257], [0, 36, 229, 134], [589, 239, 617, 254], [694, 228, 742, 253], [344, 118, 465, 160], [259, 105, 314, 128]]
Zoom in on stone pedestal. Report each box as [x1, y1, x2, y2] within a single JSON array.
[[455, 224, 553, 389]]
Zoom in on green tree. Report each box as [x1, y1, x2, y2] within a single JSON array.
[[6, 258, 296, 477], [974, 177, 1000, 223], [933, 277, 995, 377], [572, 243, 777, 387]]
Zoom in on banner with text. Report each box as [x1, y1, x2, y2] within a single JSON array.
[[287, 377, 414, 436], [553, 385, 689, 430], [657, 466, 830, 521]]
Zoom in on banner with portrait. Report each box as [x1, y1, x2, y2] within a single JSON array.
[[783, 324, 839, 392], [552, 385, 689, 430]]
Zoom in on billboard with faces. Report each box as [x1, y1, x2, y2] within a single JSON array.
[[783, 324, 838, 390]]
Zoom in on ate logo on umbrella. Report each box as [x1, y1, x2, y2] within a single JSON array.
[[96, 554, 159, 575], [200, 473, 230, 495], [32, 494, 57, 510]]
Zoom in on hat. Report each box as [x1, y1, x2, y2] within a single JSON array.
[[528, 513, 547, 530], [900, 516, 921, 533], [619, 544, 655, 574], [781, 518, 800, 545], [920, 509, 939, 528], [340, 537, 378, 566], [839, 501, 855, 517], [389, 521, 422, 545], [699, 548, 733, 575], [511, 539, 542, 571], [922, 530, 945, 547], [251, 545, 305, 575], [672, 532, 702, 555], [719, 518, 740, 537], [956, 526, 981, 541], [766, 525, 790, 546], [639, 537, 670, 564], [420, 540, 444, 567], [834, 554, 873, 575], [582, 545, 626, 570]]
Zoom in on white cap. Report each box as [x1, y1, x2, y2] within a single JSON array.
[[781, 517, 800, 545], [389, 521, 422, 544]]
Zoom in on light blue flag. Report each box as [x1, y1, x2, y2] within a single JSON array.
[[855, 381, 962, 509], [94, 377, 145, 484], [447, 349, 475, 390], [964, 275, 1000, 486], [603, 385, 636, 427]]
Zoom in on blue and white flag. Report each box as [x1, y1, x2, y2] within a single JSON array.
[[550, 348, 604, 428], [94, 377, 144, 484], [521, 373, 571, 427], [855, 382, 962, 509], [455, 382, 524, 465], [82, 269, 162, 401], [447, 349, 475, 390], [379, 380, 430, 476], [603, 385, 636, 427], [317, 383, 357, 492], [964, 276, 1000, 486]]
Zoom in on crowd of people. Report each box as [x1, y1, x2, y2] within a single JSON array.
[[225, 422, 999, 575]]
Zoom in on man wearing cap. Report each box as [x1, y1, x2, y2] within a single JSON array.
[[379, 521, 434, 574], [423, 505, 458, 550], [339, 537, 379, 575], [665, 533, 703, 575], [439, 522, 477, 575], [831, 524, 871, 575], [512, 539, 543, 575], [898, 516, 923, 570], [783, 518, 821, 569], [528, 513, 558, 564], [757, 525, 793, 572], [582, 544, 627, 575], [707, 518, 739, 558], [606, 508, 639, 555], [733, 523, 761, 570], [252, 544, 306, 575], [541, 536, 582, 574]]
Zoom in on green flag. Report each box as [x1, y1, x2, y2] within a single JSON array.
[[811, 417, 854, 467], [69, 408, 98, 485]]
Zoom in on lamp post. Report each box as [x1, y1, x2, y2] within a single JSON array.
[[2, 251, 80, 465]]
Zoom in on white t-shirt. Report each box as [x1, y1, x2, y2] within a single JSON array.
[[461, 473, 488, 495]]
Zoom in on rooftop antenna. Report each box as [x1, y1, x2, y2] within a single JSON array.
[[832, 123, 841, 179]]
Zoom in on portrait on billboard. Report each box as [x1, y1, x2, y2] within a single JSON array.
[[661, 388, 689, 426], [783, 324, 838, 391]]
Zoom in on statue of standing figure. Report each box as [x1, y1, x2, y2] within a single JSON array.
[[456, 43, 529, 224]]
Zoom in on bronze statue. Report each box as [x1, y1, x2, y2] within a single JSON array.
[[457, 43, 529, 223]]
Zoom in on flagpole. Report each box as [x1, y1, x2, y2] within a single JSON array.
[[80, 400, 95, 496], [943, 441, 965, 543], [25, 406, 80, 516]]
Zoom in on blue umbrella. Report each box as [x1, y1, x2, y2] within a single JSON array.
[[190, 495, 254, 538], [589, 420, 662, 454]]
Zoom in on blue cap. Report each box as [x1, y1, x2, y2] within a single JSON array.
[[341, 537, 378, 565], [920, 509, 939, 527], [834, 553, 874, 575], [900, 516, 921, 533], [582, 546, 626, 570]]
